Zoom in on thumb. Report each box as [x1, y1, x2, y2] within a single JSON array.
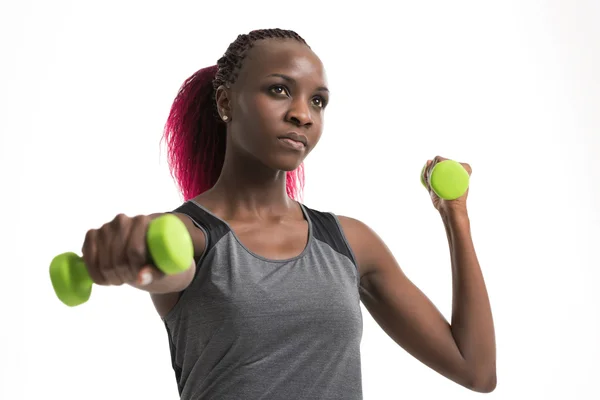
[[136, 265, 165, 286]]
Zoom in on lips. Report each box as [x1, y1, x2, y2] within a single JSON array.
[[278, 137, 305, 151], [278, 132, 307, 147]]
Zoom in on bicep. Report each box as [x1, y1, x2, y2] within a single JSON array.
[[338, 216, 468, 382]]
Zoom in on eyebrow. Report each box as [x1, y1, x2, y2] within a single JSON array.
[[266, 73, 329, 92]]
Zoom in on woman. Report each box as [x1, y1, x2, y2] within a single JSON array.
[[81, 28, 496, 399]]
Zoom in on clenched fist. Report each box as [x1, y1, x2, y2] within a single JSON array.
[[81, 214, 161, 286]]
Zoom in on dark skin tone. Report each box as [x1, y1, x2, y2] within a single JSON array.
[[81, 38, 496, 394]]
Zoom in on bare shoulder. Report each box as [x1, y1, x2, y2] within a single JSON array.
[[336, 215, 397, 280]]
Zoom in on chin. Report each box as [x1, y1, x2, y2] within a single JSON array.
[[277, 161, 303, 172], [269, 154, 305, 172]]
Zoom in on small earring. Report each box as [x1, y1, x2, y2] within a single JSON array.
[[222, 115, 229, 121]]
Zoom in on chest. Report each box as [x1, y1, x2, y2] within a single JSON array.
[[194, 234, 362, 332], [228, 219, 310, 261]]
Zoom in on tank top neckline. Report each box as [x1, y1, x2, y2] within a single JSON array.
[[188, 199, 314, 264]]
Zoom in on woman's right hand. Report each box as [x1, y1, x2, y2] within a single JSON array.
[[81, 214, 162, 287]]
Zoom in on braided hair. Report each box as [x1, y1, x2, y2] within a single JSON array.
[[163, 29, 308, 202]]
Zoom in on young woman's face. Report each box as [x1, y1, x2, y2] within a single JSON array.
[[221, 38, 329, 172]]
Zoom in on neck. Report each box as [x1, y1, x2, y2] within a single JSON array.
[[207, 146, 297, 217]]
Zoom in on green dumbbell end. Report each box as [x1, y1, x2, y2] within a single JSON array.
[[50, 252, 93, 307], [429, 159, 470, 200], [147, 214, 194, 275]]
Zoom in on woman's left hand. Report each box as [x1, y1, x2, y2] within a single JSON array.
[[421, 156, 472, 214]]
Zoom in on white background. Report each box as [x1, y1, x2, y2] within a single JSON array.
[[1, 1, 599, 399]]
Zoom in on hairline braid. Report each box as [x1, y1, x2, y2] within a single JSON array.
[[213, 29, 308, 90]]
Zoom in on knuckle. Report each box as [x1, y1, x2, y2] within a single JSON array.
[[82, 230, 97, 255], [126, 243, 146, 265], [101, 269, 119, 286], [90, 273, 106, 286], [98, 224, 110, 238], [112, 278, 125, 287], [110, 247, 124, 265], [83, 229, 97, 243], [133, 214, 150, 225], [112, 213, 129, 228], [85, 261, 104, 285]]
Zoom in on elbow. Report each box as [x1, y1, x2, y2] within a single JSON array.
[[468, 371, 497, 393]]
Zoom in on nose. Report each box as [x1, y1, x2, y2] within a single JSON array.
[[285, 98, 313, 127]]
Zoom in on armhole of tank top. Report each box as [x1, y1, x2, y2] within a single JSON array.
[[162, 211, 210, 322], [328, 212, 360, 289]]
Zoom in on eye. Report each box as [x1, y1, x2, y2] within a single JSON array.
[[312, 96, 327, 108], [269, 85, 289, 96]]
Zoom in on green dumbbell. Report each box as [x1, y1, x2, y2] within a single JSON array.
[[49, 214, 194, 307], [420, 159, 470, 200]]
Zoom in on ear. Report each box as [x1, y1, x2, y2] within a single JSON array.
[[215, 85, 232, 121]]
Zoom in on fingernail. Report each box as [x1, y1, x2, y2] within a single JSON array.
[[139, 271, 153, 286]]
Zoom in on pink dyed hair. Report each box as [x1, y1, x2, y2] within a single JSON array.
[[162, 64, 304, 202]]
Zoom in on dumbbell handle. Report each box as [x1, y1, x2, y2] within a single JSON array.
[[49, 214, 193, 307], [421, 159, 470, 200]]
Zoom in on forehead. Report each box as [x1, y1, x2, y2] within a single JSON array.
[[236, 39, 327, 87]]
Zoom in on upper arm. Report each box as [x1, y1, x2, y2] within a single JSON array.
[[147, 212, 207, 318], [337, 216, 470, 385]]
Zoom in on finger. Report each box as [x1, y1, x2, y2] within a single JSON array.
[[125, 215, 151, 281], [82, 229, 106, 285], [97, 227, 121, 286], [109, 214, 135, 285], [423, 159, 435, 190], [461, 162, 472, 175], [427, 155, 454, 178], [426, 158, 441, 198], [427, 157, 437, 175], [136, 265, 166, 287], [421, 161, 430, 190], [115, 255, 137, 285], [106, 232, 126, 286]]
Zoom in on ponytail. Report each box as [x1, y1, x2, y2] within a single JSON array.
[[163, 65, 304, 202]]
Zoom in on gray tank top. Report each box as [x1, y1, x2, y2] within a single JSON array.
[[163, 200, 363, 399]]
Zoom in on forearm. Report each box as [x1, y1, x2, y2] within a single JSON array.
[[128, 264, 196, 294], [442, 209, 496, 391]]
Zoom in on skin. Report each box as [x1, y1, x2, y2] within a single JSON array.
[[81, 38, 496, 394]]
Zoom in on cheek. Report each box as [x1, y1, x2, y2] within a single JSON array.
[[239, 95, 283, 129], [254, 97, 286, 125], [310, 113, 324, 141], [230, 102, 276, 152]]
